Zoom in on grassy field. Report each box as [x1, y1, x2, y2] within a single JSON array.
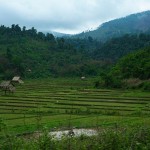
[[0, 78, 150, 136]]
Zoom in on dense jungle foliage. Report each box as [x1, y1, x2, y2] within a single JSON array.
[[0, 24, 150, 82]]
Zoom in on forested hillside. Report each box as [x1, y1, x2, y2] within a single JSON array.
[[111, 47, 150, 80], [0, 24, 105, 79], [74, 11, 150, 41], [0, 24, 150, 79], [97, 47, 150, 89], [93, 34, 150, 61]]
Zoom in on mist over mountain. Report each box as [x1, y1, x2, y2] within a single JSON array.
[[49, 31, 71, 37], [73, 10, 150, 41]]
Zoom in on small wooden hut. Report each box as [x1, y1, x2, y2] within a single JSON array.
[[0, 81, 16, 94], [12, 76, 24, 84]]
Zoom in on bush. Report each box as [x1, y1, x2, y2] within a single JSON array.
[[102, 74, 122, 88], [139, 81, 150, 91], [94, 81, 101, 88]]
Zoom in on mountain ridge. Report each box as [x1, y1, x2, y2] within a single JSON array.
[[73, 10, 150, 41]]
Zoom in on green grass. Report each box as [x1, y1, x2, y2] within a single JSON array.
[[0, 77, 150, 136]]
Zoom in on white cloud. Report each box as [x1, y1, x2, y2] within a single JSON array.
[[0, 0, 150, 34]]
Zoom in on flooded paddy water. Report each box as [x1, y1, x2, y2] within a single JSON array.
[[49, 128, 97, 139]]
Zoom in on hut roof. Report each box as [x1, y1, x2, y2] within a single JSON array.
[[12, 76, 24, 84], [12, 76, 20, 81]]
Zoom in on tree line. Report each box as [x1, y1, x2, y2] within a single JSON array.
[[0, 24, 150, 80]]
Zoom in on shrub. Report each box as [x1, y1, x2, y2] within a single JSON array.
[[140, 81, 150, 91]]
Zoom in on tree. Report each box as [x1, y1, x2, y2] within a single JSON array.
[[22, 26, 26, 32], [46, 33, 55, 41], [88, 36, 93, 42], [6, 48, 12, 60], [37, 32, 45, 40]]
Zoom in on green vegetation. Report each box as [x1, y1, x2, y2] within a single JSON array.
[[0, 78, 150, 149], [95, 47, 150, 89], [111, 47, 150, 80], [0, 24, 150, 79], [93, 34, 150, 61], [0, 24, 107, 79], [0, 78, 150, 132], [1, 126, 150, 150], [0, 11, 150, 148]]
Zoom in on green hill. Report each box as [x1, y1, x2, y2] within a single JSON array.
[[0, 25, 105, 79], [93, 34, 150, 61], [0, 24, 150, 80], [99, 47, 150, 89], [111, 47, 150, 80], [74, 11, 150, 41]]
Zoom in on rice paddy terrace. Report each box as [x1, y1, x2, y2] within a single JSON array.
[[0, 78, 150, 135]]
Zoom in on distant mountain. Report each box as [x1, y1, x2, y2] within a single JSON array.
[[41, 30, 71, 37], [73, 10, 150, 41], [50, 31, 71, 37]]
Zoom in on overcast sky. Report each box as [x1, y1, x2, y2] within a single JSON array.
[[0, 0, 150, 34]]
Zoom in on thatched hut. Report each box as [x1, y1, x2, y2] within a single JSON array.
[[0, 81, 16, 94], [0, 81, 11, 88], [12, 76, 24, 84]]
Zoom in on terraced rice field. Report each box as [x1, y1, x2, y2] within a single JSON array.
[[0, 78, 150, 135]]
